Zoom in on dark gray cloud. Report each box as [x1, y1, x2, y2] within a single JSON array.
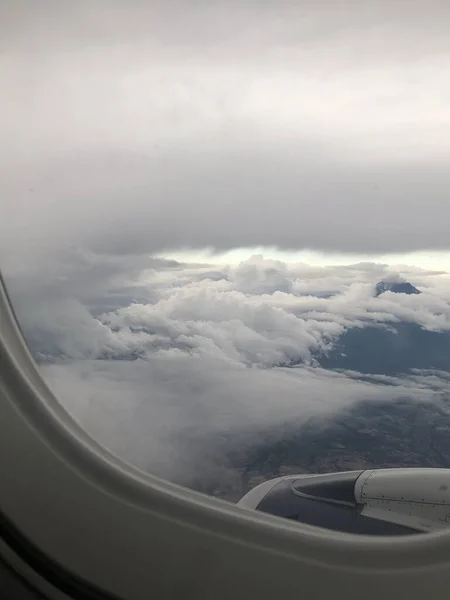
[[2, 1, 450, 261]]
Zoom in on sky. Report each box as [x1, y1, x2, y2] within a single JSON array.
[[2, 2, 450, 496], [2, 1, 450, 268], [159, 248, 450, 272]]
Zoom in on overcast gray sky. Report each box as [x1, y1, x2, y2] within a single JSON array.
[[2, 1, 450, 266]]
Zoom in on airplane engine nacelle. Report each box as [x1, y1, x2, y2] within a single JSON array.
[[238, 468, 450, 535]]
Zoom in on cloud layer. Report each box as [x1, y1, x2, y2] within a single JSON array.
[[2, 1, 450, 263], [5, 252, 450, 495]]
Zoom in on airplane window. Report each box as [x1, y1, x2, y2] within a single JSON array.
[[2, 1, 450, 538]]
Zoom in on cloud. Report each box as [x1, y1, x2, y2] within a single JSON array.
[[12, 252, 450, 365], [4, 251, 450, 496], [40, 357, 445, 492], [3, 1, 450, 498], [2, 1, 450, 262]]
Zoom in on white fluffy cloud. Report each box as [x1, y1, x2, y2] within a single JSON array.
[[14, 253, 450, 366], [4, 252, 450, 494]]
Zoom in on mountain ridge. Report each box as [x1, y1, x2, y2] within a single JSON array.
[[375, 279, 421, 297]]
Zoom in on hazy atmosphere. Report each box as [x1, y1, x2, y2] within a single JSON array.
[[2, 2, 450, 499]]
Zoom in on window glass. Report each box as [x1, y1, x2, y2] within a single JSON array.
[[2, 2, 450, 534]]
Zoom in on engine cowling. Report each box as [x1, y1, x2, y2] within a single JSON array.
[[238, 468, 450, 535]]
